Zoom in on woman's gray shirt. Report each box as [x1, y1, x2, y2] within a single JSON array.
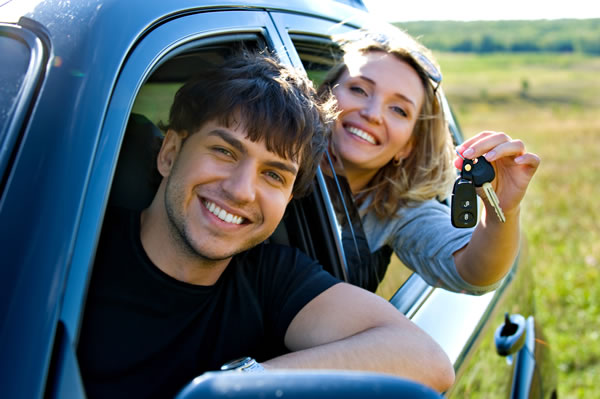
[[359, 198, 500, 295]]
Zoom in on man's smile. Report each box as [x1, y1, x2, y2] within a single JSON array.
[[202, 199, 245, 225]]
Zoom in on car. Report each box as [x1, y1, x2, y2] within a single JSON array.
[[0, 0, 557, 397]]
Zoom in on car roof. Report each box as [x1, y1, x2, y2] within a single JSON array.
[[3, 0, 369, 26], [2, 0, 376, 78]]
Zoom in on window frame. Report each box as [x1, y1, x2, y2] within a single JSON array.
[[0, 22, 47, 194], [60, 9, 290, 346]]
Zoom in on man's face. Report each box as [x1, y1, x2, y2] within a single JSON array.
[[159, 119, 298, 262]]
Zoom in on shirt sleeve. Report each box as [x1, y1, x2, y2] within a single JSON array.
[[361, 200, 501, 295], [250, 244, 341, 344]]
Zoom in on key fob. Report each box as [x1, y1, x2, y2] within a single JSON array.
[[471, 156, 495, 187], [451, 178, 477, 228]]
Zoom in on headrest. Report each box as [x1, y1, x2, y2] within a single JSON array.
[[109, 113, 163, 211]]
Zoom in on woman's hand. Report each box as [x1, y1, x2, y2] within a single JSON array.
[[455, 131, 540, 218]]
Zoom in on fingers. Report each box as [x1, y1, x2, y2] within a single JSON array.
[[454, 131, 541, 175], [482, 139, 525, 162], [456, 130, 497, 152], [456, 131, 515, 159], [514, 152, 541, 170]]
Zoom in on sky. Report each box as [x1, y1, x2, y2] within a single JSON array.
[[362, 0, 600, 22]]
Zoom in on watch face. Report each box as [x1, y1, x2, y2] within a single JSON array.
[[221, 357, 252, 371]]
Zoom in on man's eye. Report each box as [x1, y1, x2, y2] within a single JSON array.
[[265, 171, 284, 184], [213, 147, 234, 157]]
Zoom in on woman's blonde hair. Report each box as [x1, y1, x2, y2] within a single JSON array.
[[318, 30, 457, 219]]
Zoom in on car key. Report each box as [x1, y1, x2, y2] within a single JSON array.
[[471, 156, 506, 223], [451, 177, 477, 228], [451, 159, 478, 228]]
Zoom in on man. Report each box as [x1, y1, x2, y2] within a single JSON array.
[[77, 52, 454, 398]]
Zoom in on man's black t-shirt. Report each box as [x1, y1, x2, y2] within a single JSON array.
[[77, 207, 340, 399]]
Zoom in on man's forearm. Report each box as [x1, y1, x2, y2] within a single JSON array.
[[262, 323, 455, 393]]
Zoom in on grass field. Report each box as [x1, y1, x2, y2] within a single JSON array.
[[437, 52, 600, 398]]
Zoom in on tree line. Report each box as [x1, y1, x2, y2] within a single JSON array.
[[394, 19, 600, 55]]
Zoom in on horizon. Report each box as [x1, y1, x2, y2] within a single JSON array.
[[362, 0, 600, 22]]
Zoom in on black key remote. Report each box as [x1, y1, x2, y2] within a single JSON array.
[[471, 156, 496, 187], [451, 177, 477, 228]]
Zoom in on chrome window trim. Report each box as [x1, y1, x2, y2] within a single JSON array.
[[389, 274, 435, 317], [314, 166, 350, 281]]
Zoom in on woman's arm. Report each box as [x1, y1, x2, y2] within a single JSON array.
[[453, 131, 540, 286]]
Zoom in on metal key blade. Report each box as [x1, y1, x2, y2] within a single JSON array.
[[482, 182, 506, 223]]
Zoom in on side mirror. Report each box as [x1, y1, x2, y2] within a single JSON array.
[[494, 312, 527, 356], [176, 370, 442, 399]]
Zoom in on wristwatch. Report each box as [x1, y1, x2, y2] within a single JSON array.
[[220, 357, 265, 372]]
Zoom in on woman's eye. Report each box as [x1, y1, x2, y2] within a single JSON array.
[[390, 106, 407, 117], [350, 86, 368, 96]]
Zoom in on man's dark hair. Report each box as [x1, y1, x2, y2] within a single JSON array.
[[160, 51, 336, 197]]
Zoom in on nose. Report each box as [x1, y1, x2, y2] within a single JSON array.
[[221, 161, 257, 204], [359, 98, 383, 125]]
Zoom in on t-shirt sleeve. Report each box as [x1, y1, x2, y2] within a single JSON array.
[[250, 244, 341, 343], [362, 200, 501, 295]]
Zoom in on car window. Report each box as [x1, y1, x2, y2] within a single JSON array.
[[0, 33, 29, 135], [290, 35, 415, 298], [61, 9, 289, 344], [132, 39, 263, 126], [0, 24, 46, 191]]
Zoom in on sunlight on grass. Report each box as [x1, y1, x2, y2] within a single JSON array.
[[438, 52, 600, 398]]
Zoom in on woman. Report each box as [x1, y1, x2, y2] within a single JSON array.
[[319, 31, 540, 294]]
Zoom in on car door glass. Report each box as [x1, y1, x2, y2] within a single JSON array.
[[0, 33, 29, 137], [290, 35, 414, 298], [0, 24, 46, 191]]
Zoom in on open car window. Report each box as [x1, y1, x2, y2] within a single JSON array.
[[61, 8, 292, 346], [288, 34, 415, 298]]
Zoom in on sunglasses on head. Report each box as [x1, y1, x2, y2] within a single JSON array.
[[341, 30, 443, 94]]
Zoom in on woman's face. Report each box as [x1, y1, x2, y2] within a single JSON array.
[[331, 51, 425, 189]]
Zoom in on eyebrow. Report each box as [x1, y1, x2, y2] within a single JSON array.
[[208, 129, 247, 155], [357, 76, 417, 109], [208, 129, 298, 176]]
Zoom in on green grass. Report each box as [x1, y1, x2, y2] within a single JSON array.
[[437, 52, 600, 398]]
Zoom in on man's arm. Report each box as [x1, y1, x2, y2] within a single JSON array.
[[262, 283, 455, 393]]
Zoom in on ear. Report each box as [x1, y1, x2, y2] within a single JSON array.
[[394, 141, 413, 164], [157, 129, 187, 177]]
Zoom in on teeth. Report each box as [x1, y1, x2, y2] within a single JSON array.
[[347, 126, 376, 144], [203, 200, 244, 225]]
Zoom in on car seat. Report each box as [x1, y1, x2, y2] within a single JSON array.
[[109, 113, 163, 211]]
